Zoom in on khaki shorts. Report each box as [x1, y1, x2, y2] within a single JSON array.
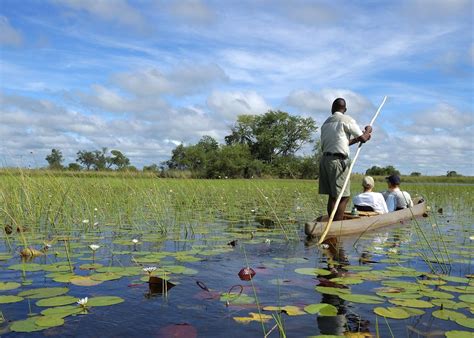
[[319, 155, 351, 197]]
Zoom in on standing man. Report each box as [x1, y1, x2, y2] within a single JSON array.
[[319, 98, 372, 221]]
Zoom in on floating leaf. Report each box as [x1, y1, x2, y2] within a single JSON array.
[[342, 265, 373, 271], [220, 293, 255, 305], [431, 299, 468, 309], [439, 275, 469, 283], [79, 263, 103, 270], [41, 305, 84, 318], [388, 299, 433, 308], [87, 296, 124, 306], [340, 294, 384, 304], [376, 291, 421, 299], [295, 268, 331, 276], [329, 277, 364, 285], [459, 294, 474, 304], [432, 309, 467, 321], [90, 273, 122, 281], [36, 296, 78, 307], [0, 281, 21, 291], [34, 316, 64, 328], [0, 253, 13, 261], [398, 307, 425, 316], [455, 317, 474, 329], [10, 317, 44, 332], [0, 295, 23, 304], [18, 287, 69, 299], [304, 303, 337, 316], [418, 279, 446, 286], [420, 290, 454, 299], [440, 285, 474, 294], [70, 276, 103, 286], [374, 307, 410, 319], [315, 286, 351, 296], [8, 263, 43, 272], [234, 312, 273, 323], [263, 305, 305, 316], [445, 330, 474, 338]]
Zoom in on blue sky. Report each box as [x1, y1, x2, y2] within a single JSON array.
[[1, 0, 473, 175]]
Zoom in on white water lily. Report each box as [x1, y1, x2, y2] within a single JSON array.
[[132, 239, 139, 244], [82, 219, 89, 224], [470, 236, 474, 241], [94, 208, 98, 211], [320, 243, 329, 249], [89, 244, 100, 251], [143, 266, 157, 274], [93, 222, 99, 226], [77, 297, 88, 307], [264, 238, 271, 245]]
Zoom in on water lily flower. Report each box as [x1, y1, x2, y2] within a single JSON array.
[[94, 208, 98, 211], [143, 266, 157, 274], [89, 244, 100, 251], [264, 238, 271, 245], [82, 219, 89, 224], [93, 222, 99, 226], [470, 236, 474, 241], [320, 244, 329, 249], [77, 297, 88, 307], [132, 239, 139, 244]]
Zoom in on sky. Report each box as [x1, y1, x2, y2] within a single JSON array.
[[0, 0, 473, 175]]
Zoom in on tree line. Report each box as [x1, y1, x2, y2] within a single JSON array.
[[44, 109, 461, 178]]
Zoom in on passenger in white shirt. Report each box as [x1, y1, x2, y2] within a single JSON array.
[[382, 174, 413, 211], [353, 176, 388, 214]]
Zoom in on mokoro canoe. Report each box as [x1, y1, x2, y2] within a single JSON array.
[[305, 197, 427, 238]]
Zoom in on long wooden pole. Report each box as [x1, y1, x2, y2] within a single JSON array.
[[318, 96, 388, 244]]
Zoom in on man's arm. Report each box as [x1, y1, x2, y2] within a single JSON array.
[[349, 126, 372, 145]]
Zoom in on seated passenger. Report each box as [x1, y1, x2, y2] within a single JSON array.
[[352, 176, 388, 214], [382, 174, 413, 211]]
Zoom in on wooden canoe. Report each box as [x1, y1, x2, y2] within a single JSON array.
[[304, 197, 427, 238]]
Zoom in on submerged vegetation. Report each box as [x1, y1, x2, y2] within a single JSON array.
[[0, 170, 473, 336]]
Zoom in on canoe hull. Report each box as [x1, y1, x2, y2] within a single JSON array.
[[305, 200, 427, 238]]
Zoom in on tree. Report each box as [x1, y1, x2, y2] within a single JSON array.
[[67, 163, 81, 171], [76, 150, 95, 170], [109, 150, 130, 170], [410, 172, 421, 176], [143, 164, 160, 173], [225, 110, 317, 163], [45, 149, 64, 170], [447, 170, 461, 177], [366, 165, 400, 176], [92, 147, 110, 170]]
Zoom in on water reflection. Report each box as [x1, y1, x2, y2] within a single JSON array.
[[315, 237, 371, 336]]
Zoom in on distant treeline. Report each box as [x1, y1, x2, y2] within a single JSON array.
[[40, 110, 465, 179]]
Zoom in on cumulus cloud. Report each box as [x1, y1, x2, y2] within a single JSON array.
[[207, 91, 270, 119], [0, 16, 23, 46], [412, 103, 474, 131], [113, 64, 228, 97], [52, 0, 147, 31], [167, 0, 216, 25], [286, 89, 374, 122]]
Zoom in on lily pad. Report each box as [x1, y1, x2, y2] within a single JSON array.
[[10, 317, 44, 332], [420, 290, 454, 299], [445, 330, 474, 338], [19, 287, 69, 299], [455, 317, 474, 329], [36, 295, 78, 307], [70, 276, 104, 286], [41, 305, 84, 318], [329, 277, 364, 285], [90, 273, 122, 281], [315, 286, 351, 296], [374, 307, 410, 319], [459, 294, 474, 304], [8, 263, 43, 272], [263, 305, 305, 316], [439, 275, 469, 283], [234, 312, 273, 323], [35, 316, 64, 328], [398, 307, 425, 316], [339, 294, 384, 304], [0, 295, 24, 304], [388, 299, 433, 308], [220, 293, 255, 305], [432, 309, 467, 321], [295, 268, 331, 276], [304, 303, 338, 316], [0, 281, 21, 291], [80, 263, 103, 270], [87, 296, 124, 306], [431, 299, 468, 309]]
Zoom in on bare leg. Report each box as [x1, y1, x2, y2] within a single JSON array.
[[327, 196, 350, 221]]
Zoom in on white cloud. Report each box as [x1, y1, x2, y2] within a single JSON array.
[[0, 16, 23, 46], [207, 91, 270, 119], [52, 0, 147, 31], [113, 64, 228, 97], [286, 89, 374, 122], [412, 103, 474, 130], [167, 0, 216, 25]]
